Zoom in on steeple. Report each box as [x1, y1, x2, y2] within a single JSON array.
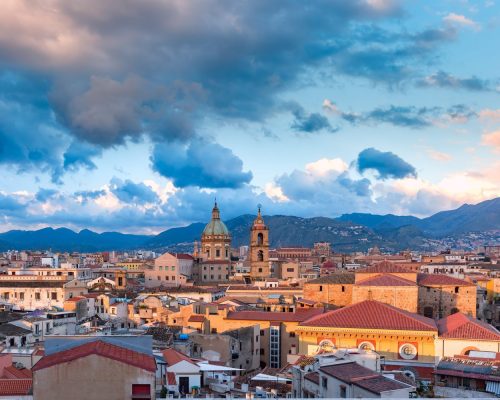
[[211, 199, 220, 220]]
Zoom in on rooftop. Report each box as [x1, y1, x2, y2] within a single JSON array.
[[32, 340, 156, 372], [358, 261, 413, 274], [355, 274, 416, 287], [300, 300, 437, 332], [437, 313, 500, 340], [226, 307, 324, 323], [417, 273, 475, 287], [305, 272, 355, 285]]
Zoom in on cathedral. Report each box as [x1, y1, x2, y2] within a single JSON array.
[[193, 201, 231, 283]]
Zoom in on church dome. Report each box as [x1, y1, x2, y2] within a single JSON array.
[[202, 202, 230, 237]]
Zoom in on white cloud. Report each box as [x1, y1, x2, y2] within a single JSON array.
[[305, 158, 348, 176], [443, 13, 481, 30], [482, 130, 500, 152]]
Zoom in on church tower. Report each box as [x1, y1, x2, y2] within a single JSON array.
[[249, 205, 269, 279]]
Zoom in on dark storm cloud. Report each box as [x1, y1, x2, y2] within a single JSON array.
[[287, 102, 336, 133], [151, 139, 253, 189], [357, 147, 417, 180]]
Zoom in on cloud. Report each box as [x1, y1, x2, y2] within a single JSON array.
[[109, 178, 159, 205], [35, 188, 59, 203], [323, 99, 477, 128], [426, 149, 452, 162], [482, 130, 500, 152], [0, 1, 465, 183], [418, 71, 492, 91], [151, 139, 253, 189], [443, 13, 480, 30], [357, 148, 417, 179], [479, 109, 500, 121], [287, 102, 336, 133]]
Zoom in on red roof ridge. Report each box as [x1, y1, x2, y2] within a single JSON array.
[[32, 340, 156, 372], [355, 274, 416, 287]]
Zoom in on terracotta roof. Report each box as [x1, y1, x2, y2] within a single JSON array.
[[437, 313, 500, 340], [188, 315, 206, 323], [176, 253, 194, 260], [304, 371, 319, 384], [32, 340, 156, 372], [359, 261, 410, 273], [300, 300, 437, 332], [320, 362, 379, 382], [0, 379, 32, 395], [354, 375, 411, 394], [166, 371, 177, 386], [356, 274, 416, 287], [162, 348, 197, 366], [226, 307, 324, 322], [297, 298, 317, 305], [306, 272, 355, 285], [3, 366, 32, 379], [417, 273, 475, 287], [65, 296, 86, 302]]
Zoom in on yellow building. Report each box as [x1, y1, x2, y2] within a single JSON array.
[[296, 300, 438, 381]]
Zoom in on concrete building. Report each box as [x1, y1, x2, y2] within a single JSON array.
[[145, 253, 194, 288], [32, 336, 156, 400]]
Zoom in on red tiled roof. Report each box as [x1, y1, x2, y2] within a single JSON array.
[[437, 313, 500, 340], [0, 379, 32, 395], [3, 366, 32, 379], [356, 275, 416, 287], [162, 348, 197, 366], [304, 371, 319, 384], [359, 261, 412, 274], [320, 362, 379, 382], [166, 371, 177, 386], [32, 340, 156, 372], [417, 273, 475, 287], [176, 253, 194, 260], [65, 296, 86, 302], [226, 307, 324, 323], [188, 315, 206, 323], [300, 300, 437, 331], [354, 375, 411, 394]]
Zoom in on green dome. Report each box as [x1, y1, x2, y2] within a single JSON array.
[[203, 219, 230, 236], [202, 202, 230, 237]]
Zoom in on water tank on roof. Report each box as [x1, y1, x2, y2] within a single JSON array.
[[179, 334, 189, 340]]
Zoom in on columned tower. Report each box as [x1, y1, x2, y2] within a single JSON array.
[[249, 205, 269, 279]]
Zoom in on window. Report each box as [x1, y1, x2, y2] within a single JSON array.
[[19, 292, 24, 301], [257, 233, 263, 245], [455, 286, 459, 293], [158, 266, 162, 271], [258, 268, 262, 273], [260, 330, 265, 336], [287, 268, 294, 272], [260, 348, 265, 355], [51, 292, 57, 300], [289, 332, 296, 338], [165, 276, 169, 280], [157, 276, 160, 280], [216, 249, 220, 257], [319, 285, 323, 292], [322, 377, 328, 388], [258, 250, 264, 262], [341, 285, 345, 292], [171, 266, 175, 271], [340, 385, 346, 398], [256, 335, 259, 342], [118, 277, 123, 286], [211, 328, 217, 334]]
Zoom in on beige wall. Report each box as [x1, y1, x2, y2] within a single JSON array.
[[303, 283, 352, 307], [352, 285, 418, 313], [435, 338, 500, 359], [418, 285, 476, 318], [33, 354, 155, 400]]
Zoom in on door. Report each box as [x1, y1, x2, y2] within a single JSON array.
[[179, 376, 189, 395]]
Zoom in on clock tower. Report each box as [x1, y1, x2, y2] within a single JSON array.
[[249, 205, 269, 279]]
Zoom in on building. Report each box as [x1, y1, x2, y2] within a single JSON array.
[[303, 273, 355, 307], [32, 336, 156, 400], [296, 300, 438, 382], [249, 207, 270, 280], [145, 253, 194, 288], [162, 348, 201, 395], [194, 202, 231, 284]]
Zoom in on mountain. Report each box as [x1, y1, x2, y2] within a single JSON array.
[[0, 228, 151, 252], [0, 197, 497, 252], [337, 213, 420, 230], [419, 197, 500, 235]]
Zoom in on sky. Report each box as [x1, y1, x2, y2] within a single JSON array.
[[0, 0, 499, 234]]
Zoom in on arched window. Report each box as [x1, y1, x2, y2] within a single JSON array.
[[257, 233, 263, 246], [258, 250, 264, 262]]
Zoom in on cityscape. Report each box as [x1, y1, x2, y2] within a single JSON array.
[[1, 1, 500, 399]]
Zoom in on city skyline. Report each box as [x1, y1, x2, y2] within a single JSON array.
[[1, 1, 500, 233]]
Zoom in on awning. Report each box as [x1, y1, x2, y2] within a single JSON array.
[[486, 381, 500, 395], [198, 364, 243, 372], [251, 374, 291, 383]]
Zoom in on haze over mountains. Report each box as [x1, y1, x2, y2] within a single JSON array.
[[0, 198, 498, 253]]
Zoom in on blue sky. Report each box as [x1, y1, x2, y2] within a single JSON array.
[[0, 0, 499, 233]]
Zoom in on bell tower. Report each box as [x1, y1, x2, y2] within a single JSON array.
[[249, 205, 269, 279]]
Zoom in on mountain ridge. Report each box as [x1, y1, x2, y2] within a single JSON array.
[[0, 197, 498, 252]]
